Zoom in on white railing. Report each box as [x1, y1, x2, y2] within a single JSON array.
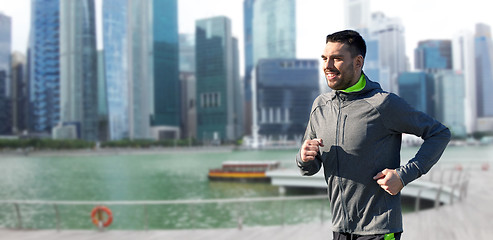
[[0, 195, 328, 231]]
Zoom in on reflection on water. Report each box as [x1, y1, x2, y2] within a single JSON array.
[[0, 146, 491, 229]]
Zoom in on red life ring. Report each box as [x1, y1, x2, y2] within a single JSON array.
[[91, 206, 113, 227]]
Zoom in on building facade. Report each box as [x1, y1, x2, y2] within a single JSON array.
[[433, 70, 466, 137], [103, 0, 129, 140], [27, 0, 61, 136], [415, 40, 453, 72], [0, 12, 11, 135], [253, 59, 319, 143], [58, 0, 99, 141], [151, 0, 180, 131], [195, 16, 242, 143], [474, 23, 493, 118], [397, 72, 432, 115], [453, 30, 477, 134], [369, 12, 407, 94], [11, 52, 28, 135], [179, 34, 196, 139]]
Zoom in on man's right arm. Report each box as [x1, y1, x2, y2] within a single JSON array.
[[296, 138, 324, 176]]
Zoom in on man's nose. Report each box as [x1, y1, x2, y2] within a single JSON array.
[[323, 59, 334, 70]]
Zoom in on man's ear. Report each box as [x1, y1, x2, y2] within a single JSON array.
[[354, 55, 364, 69]]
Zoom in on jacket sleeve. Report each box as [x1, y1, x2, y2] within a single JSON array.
[[380, 94, 451, 186], [295, 106, 323, 176]]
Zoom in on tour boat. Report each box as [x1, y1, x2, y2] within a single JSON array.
[[208, 161, 281, 182]]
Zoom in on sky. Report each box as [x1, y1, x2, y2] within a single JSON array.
[[1, 0, 492, 72]]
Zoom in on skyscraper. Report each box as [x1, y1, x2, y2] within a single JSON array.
[[397, 72, 432, 115], [151, 0, 180, 131], [433, 70, 466, 137], [195, 16, 242, 143], [415, 40, 453, 72], [59, 0, 99, 141], [11, 52, 28, 135], [127, 0, 153, 139], [243, 0, 255, 135], [102, 0, 180, 140], [344, 0, 371, 35], [0, 12, 11, 135], [179, 34, 196, 140], [370, 12, 407, 94], [27, 0, 60, 136], [103, 0, 129, 140], [254, 59, 319, 142], [474, 23, 493, 118], [252, 0, 296, 64], [245, 0, 296, 136], [453, 30, 477, 134]]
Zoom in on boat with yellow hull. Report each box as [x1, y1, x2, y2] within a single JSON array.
[[208, 161, 280, 182]]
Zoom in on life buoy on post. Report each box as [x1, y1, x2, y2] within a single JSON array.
[[91, 206, 113, 228]]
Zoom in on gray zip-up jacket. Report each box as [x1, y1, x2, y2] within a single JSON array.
[[296, 75, 450, 235]]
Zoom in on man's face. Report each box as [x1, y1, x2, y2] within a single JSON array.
[[321, 42, 362, 90]]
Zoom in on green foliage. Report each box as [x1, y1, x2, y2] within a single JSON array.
[[0, 138, 95, 150], [0, 138, 201, 150], [100, 138, 199, 148]]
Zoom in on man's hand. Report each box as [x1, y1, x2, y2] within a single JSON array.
[[300, 139, 324, 162], [373, 169, 404, 195]]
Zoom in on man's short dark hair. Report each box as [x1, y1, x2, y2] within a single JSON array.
[[326, 30, 366, 59]]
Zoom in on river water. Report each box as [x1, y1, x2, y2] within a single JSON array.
[[0, 145, 491, 230]]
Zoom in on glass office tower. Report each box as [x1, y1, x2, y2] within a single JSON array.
[[254, 59, 319, 141], [151, 0, 180, 128], [0, 12, 11, 134], [474, 23, 493, 118], [196, 16, 241, 143], [27, 0, 60, 134], [59, 0, 99, 141], [103, 0, 129, 140]]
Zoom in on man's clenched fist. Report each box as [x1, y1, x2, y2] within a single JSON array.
[[300, 139, 324, 162]]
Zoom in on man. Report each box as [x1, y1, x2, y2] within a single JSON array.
[[296, 30, 451, 240]]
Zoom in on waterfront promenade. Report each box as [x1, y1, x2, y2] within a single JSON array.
[[1, 169, 492, 239]]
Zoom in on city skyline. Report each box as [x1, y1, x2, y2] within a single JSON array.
[[2, 0, 493, 73]]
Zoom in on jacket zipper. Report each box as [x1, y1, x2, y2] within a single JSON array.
[[335, 94, 350, 232], [342, 114, 347, 145]]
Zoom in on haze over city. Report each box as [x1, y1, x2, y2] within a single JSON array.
[[2, 0, 492, 71]]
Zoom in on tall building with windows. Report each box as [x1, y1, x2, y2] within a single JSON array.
[[453, 30, 477, 134], [103, 0, 129, 140], [151, 0, 180, 132], [0, 12, 11, 134], [195, 16, 242, 143], [415, 40, 453, 72], [474, 23, 493, 119], [243, 0, 255, 135], [252, 0, 296, 64], [102, 0, 180, 140], [27, 0, 60, 136], [344, 0, 370, 35], [433, 70, 466, 137], [127, 0, 153, 139], [179, 34, 196, 139], [397, 72, 432, 115], [369, 12, 407, 94], [253, 59, 319, 143], [244, 0, 296, 136], [11, 52, 28, 135], [58, 0, 99, 141]]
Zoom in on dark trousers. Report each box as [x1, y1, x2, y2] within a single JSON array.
[[333, 232, 402, 240]]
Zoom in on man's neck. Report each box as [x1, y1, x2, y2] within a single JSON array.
[[341, 73, 366, 93]]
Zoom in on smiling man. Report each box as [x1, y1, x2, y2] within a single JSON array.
[[296, 30, 451, 240]]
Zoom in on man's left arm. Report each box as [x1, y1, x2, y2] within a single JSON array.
[[376, 94, 451, 194]]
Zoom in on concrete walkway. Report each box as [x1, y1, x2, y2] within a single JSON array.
[[1, 170, 492, 240]]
